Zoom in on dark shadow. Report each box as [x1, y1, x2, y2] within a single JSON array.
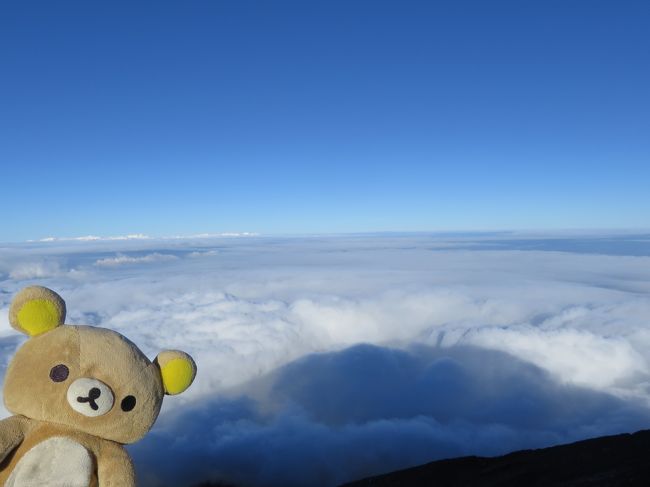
[[130, 344, 650, 487]]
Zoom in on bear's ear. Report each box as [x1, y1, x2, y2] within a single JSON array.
[[154, 350, 196, 395], [9, 286, 66, 337]]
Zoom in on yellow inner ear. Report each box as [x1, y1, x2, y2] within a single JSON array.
[[161, 358, 194, 395], [16, 299, 62, 336]]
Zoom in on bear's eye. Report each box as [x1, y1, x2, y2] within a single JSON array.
[[121, 395, 136, 412], [49, 364, 69, 382]]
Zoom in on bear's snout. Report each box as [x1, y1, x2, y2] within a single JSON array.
[[66, 378, 114, 417]]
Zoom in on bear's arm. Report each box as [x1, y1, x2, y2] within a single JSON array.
[[96, 441, 136, 487], [0, 415, 30, 464]]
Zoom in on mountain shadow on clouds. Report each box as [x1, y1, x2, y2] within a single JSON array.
[[131, 344, 650, 487], [269, 344, 642, 430]]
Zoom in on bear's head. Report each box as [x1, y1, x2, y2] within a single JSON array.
[[3, 286, 196, 444]]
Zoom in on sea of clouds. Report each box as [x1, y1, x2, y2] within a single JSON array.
[[1, 232, 650, 486]]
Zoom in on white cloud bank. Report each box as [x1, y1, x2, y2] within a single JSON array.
[[1, 232, 650, 486], [29, 232, 258, 243], [94, 253, 179, 267]]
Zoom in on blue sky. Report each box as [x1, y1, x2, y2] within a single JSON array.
[[1, 0, 649, 241]]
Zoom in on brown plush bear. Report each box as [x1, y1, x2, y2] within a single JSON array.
[[0, 286, 197, 486]]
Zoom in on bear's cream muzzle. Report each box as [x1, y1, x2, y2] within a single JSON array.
[[66, 378, 114, 417]]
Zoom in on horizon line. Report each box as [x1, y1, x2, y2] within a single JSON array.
[[2, 228, 649, 245]]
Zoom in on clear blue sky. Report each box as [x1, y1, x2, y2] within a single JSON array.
[[1, 1, 648, 241]]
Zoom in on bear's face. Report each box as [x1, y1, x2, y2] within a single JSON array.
[[4, 286, 196, 444], [4, 325, 164, 443]]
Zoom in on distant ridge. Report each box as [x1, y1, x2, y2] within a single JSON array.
[[341, 429, 650, 486]]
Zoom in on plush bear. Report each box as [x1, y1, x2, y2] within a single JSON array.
[[0, 286, 197, 486]]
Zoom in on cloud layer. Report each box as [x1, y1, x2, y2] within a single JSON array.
[[1, 232, 650, 485], [131, 344, 650, 487]]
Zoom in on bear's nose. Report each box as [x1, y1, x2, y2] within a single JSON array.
[[67, 378, 114, 417]]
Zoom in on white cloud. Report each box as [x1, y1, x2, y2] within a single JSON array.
[[166, 232, 258, 238], [31, 234, 151, 242], [187, 250, 220, 258], [29, 232, 258, 243], [458, 326, 648, 390], [8, 261, 64, 280], [94, 253, 179, 267], [1, 233, 650, 485]]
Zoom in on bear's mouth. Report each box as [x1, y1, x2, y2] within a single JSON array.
[[77, 387, 101, 411]]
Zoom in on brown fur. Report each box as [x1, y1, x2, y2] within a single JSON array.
[[0, 417, 135, 486], [0, 286, 196, 486]]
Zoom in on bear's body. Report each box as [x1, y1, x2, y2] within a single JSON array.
[[0, 418, 133, 486], [7, 435, 93, 487], [0, 286, 196, 486]]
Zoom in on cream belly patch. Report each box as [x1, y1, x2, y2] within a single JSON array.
[[5, 437, 93, 487]]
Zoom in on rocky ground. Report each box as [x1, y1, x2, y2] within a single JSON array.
[[342, 429, 650, 486]]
